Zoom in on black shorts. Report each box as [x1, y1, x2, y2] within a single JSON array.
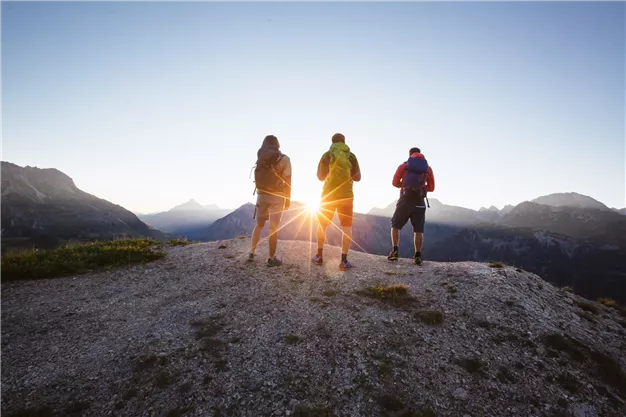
[[391, 198, 426, 233]]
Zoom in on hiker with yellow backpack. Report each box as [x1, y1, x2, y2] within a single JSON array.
[[312, 133, 361, 271]]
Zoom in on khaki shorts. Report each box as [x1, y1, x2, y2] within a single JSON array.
[[256, 193, 285, 223]]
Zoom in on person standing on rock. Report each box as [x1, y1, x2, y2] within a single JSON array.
[[249, 135, 292, 266], [387, 147, 435, 265], [312, 133, 361, 270]]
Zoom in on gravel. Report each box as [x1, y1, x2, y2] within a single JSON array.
[[2, 238, 626, 417]]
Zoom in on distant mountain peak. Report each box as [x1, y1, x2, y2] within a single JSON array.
[[531, 192, 610, 211], [169, 199, 205, 212]]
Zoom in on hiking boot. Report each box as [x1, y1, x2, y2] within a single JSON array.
[[247, 253, 255, 262], [267, 256, 283, 267], [312, 254, 323, 265], [387, 250, 399, 261], [339, 259, 353, 271], [414, 255, 423, 266]]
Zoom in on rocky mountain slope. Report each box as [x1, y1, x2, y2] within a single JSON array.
[[2, 239, 626, 417], [1, 162, 166, 248], [137, 199, 231, 239], [199, 203, 626, 303], [532, 192, 613, 212]]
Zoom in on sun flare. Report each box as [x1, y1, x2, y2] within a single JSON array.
[[304, 198, 320, 213]]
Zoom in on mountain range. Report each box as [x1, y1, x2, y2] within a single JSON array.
[[136, 199, 230, 239], [2, 161, 625, 301], [198, 193, 626, 302], [1, 162, 167, 249]]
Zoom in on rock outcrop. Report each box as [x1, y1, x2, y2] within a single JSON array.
[[2, 239, 626, 416]]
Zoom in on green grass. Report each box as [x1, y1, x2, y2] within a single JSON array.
[[167, 239, 193, 247], [1, 238, 165, 281], [357, 284, 409, 299], [284, 335, 302, 345]]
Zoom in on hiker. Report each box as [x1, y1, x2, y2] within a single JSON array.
[[387, 147, 435, 265], [312, 133, 361, 270], [249, 135, 292, 266]]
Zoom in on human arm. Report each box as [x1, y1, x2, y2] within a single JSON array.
[[317, 152, 329, 181], [425, 166, 435, 192], [350, 153, 361, 182], [392, 163, 406, 188], [282, 156, 293, 209]]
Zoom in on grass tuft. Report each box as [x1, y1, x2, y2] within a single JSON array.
[[323, 290, 338, 297], [357, 284, 409, 299], [556, 372, 579, 394], [574, 300, 599, 315], [1, 239, 164, 281], [597, 297, 617, 307], [414, 310, 444, 325], [218, 244, 227, 249], [543, 333, 586, 362], [457, 358, 482, 373], [284, 335, 302, 345], [488, 262, 504, 268], [168, 239, 192, 247], [292, 405, 336, 417]]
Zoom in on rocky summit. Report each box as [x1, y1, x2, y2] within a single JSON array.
[[2, 239, 626, 417]]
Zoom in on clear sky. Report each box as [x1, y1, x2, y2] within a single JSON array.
[[2, 1, 625, 214]]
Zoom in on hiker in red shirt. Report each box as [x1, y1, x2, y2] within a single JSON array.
[[388, 147, 435, 265]]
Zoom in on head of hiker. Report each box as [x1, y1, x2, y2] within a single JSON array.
[[262, 135, 280, 149], [410, 147, 420, 155], [332, 133, 345, 143]]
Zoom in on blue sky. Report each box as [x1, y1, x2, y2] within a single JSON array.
[[2, 1, 624, 214]]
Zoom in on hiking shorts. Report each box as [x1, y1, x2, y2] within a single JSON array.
[[317, 198, 354, 228], [391, 198, 426, 233], [256, 193, 285, 224]]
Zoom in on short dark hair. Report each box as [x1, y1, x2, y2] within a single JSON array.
[[409, 147, 421, 155], [262, 135, 280, 149], [332, 133, 345, 143]]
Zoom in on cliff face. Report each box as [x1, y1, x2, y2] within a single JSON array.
[[2, 239, 625, 417]]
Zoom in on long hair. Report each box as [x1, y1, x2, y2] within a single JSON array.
[[261, 135, 280, 149]]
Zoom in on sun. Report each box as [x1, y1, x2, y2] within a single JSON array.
[[304, 197, 320, 213]]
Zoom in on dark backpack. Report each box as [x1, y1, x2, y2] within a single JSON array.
[[254, 146, 285, 195], [403, 156, 429, 198]]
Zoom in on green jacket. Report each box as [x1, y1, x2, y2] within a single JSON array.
[[317, 142, 361, 201]]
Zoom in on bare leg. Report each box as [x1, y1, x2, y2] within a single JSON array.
[[250, 220, 266, 254], [414, 232, 424, 253], [269, 220, 279, 258], [316, 224, 327, 251], [391, 228, 400, 247], [341, 226, 352, 255]]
